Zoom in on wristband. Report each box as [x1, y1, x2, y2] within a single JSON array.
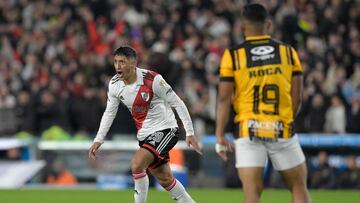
[[215, 143, 227, 153]]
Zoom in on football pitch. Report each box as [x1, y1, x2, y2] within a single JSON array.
[[0, 189, 359, 203]]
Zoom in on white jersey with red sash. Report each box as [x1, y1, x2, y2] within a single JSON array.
[[94, 68, 195, 142]]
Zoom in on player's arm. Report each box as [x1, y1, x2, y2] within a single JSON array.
[[153, 75, 202, 155], [215, 81, 233, 140], [291, 75, 303, 118], [215, 81, 234, 161], [216, 49, 234, 161], [89, 82, 120, 160], [290, 47, 303, 119]]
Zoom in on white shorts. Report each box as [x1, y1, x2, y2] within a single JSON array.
[[234, 135, 305, 171]]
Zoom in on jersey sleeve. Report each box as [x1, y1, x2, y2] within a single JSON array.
[[291, 47, 303, 76], [93, 82, 120, 143], [219, 49, 234, 81], [153, 75, 195, 136]]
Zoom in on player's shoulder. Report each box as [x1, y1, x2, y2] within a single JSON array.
[[270, 38, 293, 49], [139, 68, 160, 81], [228, 41, 248, 52], [108, 74, 123, 91], [110, 74, 120, 84]]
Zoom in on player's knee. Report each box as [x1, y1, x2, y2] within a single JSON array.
[[156, 173, 173, 186], [292, 179, 308, 191], [286, 175, 307, 192], [131, 159, 145, 173], [243, 182, 263, 194]]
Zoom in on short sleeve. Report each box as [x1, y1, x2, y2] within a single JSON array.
[[291, 47, 303, 76], [219, 49, 234, 81]]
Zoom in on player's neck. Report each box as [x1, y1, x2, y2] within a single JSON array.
[[245, 33, 267, 37], [124, 69, 137, 85], [245, 30, 267, 37], [244, 25, 267, 37]]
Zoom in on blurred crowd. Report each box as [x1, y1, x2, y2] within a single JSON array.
[[308, 152, 360, 189], [263, 151, 360, 189], [0, 0, 360, 139], [1, 0, 360, 188]]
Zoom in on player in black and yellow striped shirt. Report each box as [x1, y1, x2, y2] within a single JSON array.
[[215, 3, 311, 203], [220, 36, 303, 140]]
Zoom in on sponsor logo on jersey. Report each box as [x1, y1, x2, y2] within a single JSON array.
[[132, 106, 148, 113], [132, 105, 149, 113], [159, 79, 166, 87], [250, 46, 275, 61], [248, 120, 284, 132]]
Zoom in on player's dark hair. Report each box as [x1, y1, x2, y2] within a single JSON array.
[[113, 46, 137, 60], [242, 3, 268, 23]]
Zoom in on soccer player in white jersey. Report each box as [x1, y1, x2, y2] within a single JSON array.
[[89, 46, 202, 203]]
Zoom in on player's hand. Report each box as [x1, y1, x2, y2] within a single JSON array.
[[186, 135, 203, 155], [89, 142, 102, 160], [216, 136, 232, 161]]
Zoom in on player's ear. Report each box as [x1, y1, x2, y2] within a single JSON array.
[[130, 58, 137, 67], [240, 20, 246, 33], [265, 19, 272, 32]]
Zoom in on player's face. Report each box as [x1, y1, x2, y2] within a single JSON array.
[[113, 55, 136, 83]]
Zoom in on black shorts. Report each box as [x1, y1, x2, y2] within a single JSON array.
[[139, 128, 179, 170]]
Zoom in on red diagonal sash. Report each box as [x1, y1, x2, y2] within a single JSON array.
[[131, 71, 158, 130]]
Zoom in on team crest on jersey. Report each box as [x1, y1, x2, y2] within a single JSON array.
[[141, 91, 150, 102]]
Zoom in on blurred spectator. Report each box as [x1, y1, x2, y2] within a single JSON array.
[[337, 155, 360, 189], [0, 85, 17, 135], [0, 108, 17, 135], [46, 158, 78, 185], [306, 93, 326, 133], [14, 90, 34, 132], [324, 95, 346, 134], [0, 85, 16, 108], [347, 97, 360, 133], [6, 147, 21, 161], [349, 63, 360, 100], [309, 151, 336, 189], [184, 77, 210, 137], [35, 90, 68, 134], [69, 87, 103, 135]]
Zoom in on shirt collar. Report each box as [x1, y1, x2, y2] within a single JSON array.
[[245, 35, 271, 41], [135, 67, 143, 86]]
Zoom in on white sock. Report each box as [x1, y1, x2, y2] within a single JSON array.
[[166, 179, 196, 203], [133, 172, 149, 203]]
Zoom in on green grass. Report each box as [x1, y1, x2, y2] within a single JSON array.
[[0, 189, 359, 203]]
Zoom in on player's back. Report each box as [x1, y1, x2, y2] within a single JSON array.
[[220, 35, 303, 140]]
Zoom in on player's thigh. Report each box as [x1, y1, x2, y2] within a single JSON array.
[[267, 135, 305, 171], [278, 162, 308, 189], [131, 148, 154, 171], [234, 137, 268, 168], [238, 167, 264, 188]]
